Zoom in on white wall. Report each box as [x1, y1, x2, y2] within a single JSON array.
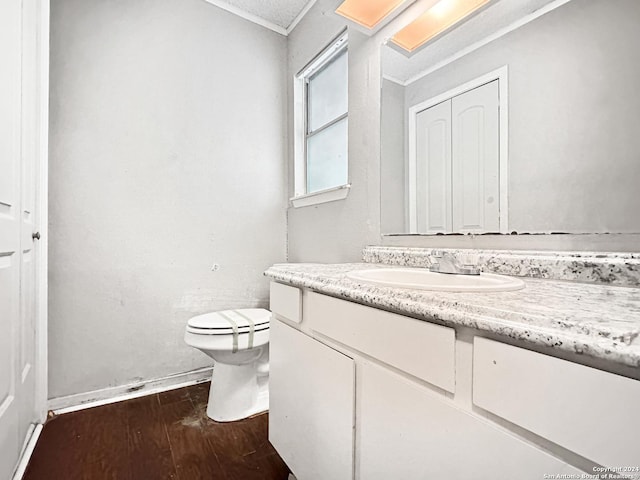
[[48, 0, 287, 399], [286, 0, 640, 257]]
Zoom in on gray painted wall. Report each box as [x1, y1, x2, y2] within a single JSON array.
[[286, 0, 381, 263], [287, 0, 640, 257], [48, 0, 640, 399], [49, 0, 287, 398]]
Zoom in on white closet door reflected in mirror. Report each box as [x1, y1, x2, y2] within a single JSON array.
[[412, 80, 499, 234]]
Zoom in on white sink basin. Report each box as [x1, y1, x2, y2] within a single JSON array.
[[346, 268, 525, 292]]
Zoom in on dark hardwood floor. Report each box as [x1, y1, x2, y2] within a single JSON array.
[[23, 382, 290, 480]]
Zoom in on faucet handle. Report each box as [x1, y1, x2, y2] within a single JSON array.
[[458, 252, 479, 266], [430, 249, 445, 258]]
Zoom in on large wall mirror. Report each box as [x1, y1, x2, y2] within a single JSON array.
[[380, 0, 640, 236]]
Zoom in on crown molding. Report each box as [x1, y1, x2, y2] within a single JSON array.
[[287, 0, 318, 34], [203, 0, 288, 35], [203, 0, 318, 36]]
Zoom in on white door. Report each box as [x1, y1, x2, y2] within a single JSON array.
[[415, 100, 452, 234], [1, 0, 42, 477], [413, 80, 499, 233], [452, 80, 500, 233]]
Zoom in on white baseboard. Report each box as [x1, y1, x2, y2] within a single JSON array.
[[48, 366, 214, 415], [12, 423, 43, 480]]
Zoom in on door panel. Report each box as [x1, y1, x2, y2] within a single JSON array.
[[19, 0, 39, 450], [452, 80, 500, 233], [0, 0, 41, 477], [416, 100, 452, 234], [0, 253, 20, 480], [0, 0, 24, 476]]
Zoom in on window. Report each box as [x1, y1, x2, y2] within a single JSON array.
[[293, 32, 349, 207]]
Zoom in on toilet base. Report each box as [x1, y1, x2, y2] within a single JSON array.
[[206, 359, 269, 422]]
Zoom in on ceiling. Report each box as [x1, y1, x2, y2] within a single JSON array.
[[205, 0, 317, 34]]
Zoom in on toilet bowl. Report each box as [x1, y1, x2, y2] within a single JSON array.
[[184, 308, 270, 422]]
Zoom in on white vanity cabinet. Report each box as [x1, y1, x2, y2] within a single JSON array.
[[268, 282, 639, 479], [269, 306, 355, 480]]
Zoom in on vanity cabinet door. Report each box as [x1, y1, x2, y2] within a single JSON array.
[[269, 319, 355, 480], [357, 361, 582, 480], [473, 337, 640, 467]]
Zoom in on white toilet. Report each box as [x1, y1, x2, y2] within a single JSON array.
[[184, 308, 270, 422]]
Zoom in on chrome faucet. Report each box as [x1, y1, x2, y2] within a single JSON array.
[[429, 250, 480, 275]]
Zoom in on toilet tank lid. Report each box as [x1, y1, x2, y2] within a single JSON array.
[[187, 308, 271, 330]]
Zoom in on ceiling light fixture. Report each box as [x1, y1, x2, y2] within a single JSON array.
[[391, 0, 490, 52], [335, 0, 409, 29]]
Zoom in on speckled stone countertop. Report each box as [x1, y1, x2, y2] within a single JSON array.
[[264, 262, 640, 369], [363, 246, 640, 287]]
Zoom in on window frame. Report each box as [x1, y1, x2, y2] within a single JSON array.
[[292, 30, 350, 208]]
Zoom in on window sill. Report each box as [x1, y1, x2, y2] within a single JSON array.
[[290, 184, 351, 208]]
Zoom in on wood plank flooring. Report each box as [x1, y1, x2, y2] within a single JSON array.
[[23, 382, 290, 480]]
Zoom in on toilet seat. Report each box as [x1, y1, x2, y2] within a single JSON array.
[[187, 324, 270, 335], [186, 308, 270, 335]]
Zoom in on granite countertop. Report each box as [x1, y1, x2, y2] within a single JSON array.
[[264, 262, 640, 369]]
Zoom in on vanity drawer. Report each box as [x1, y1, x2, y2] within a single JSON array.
[[306, 292, 455, 393], [473, 337, 640, 467], [269, 282, 302, 324]]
